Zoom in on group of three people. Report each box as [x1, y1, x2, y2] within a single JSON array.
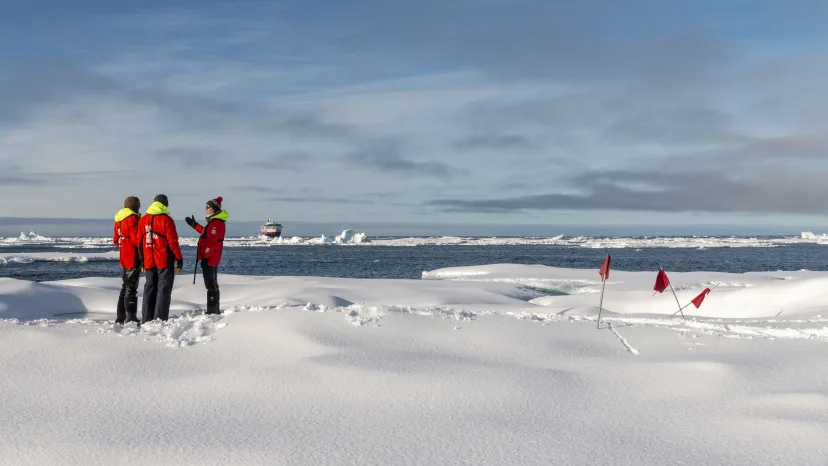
[[112, 193, 229, 325]]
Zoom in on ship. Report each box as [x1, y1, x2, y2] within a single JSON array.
[[260, 218, 283, 238]]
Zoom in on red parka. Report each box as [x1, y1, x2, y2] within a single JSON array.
[[138, 202, 183, 269], [194, 210, 228, 267], [113, 208, 141, 269]]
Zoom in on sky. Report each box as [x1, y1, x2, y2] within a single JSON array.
[[2, 0, 828, 234]]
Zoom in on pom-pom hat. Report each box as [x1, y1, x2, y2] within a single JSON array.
[[207, 196, 223, 212]]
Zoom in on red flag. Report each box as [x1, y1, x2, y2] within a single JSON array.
[[653, 268, 670, 293], [691, 288, 711, 308], [599, 254, 611, 281]]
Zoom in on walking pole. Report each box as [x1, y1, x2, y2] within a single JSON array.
[[193, 258, 199, 285]]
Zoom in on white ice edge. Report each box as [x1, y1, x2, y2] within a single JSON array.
[[4, 230, 828, 248]]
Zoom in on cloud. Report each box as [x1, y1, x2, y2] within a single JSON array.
[[0, 174, 47, 186], [0, 61, 119, 124], [265, 196, 374, 205], [345, 140, 468, 179], [156, 147, 222, 169], [458, 91, 751, 152], [453, 134, 535, 151], [244, 151, 313, 171], [0, 62, 356, 145], [0, 162, 130, 189], [426, 167, 828, 215], [231, 185, 286, 194], [233, 187, 376, 205], [603, 107, 747, 145], [331, 1, 742, 87], [3, 2, 828, 224], [733, 135, 828, 160]]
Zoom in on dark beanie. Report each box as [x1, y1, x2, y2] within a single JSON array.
[[154, 194, 169, 207], [206, 196, 223, 212], [124, 196, 140, 212]]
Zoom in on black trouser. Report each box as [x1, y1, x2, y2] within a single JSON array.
[[142, 256, 176, 323], [202, 259, 221, 315], [116, 267, 141, 323]]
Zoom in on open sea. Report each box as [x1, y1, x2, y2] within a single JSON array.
[[2, 234, 827, 282]]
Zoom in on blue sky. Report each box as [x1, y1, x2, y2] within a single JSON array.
[[2, 0, 828, 233]]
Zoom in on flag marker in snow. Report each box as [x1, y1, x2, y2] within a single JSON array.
[[670, 284, 719, 318], [596, 254, 611, 329], [653, 266, 685, 319]]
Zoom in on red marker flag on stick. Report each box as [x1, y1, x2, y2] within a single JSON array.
[[653, 268, 670, 293], [691, 288, 711, 308], [599, 254, 611, 281], [655, 267, 684, 318], [596, 253, 611, 329]]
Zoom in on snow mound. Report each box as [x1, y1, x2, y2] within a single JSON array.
[[334, 229, 368, 244], [1, 231, 55, 244], [247, 230, 368, 245], [422, 264, 828, 319], [0, 232, 113, 247]]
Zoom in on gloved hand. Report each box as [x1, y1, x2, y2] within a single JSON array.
[[185, 215, 196, 229], [176, 258, 184, 274]]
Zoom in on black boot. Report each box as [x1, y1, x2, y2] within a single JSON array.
[[206, 289, 221, 315], [115, 291, 126, 324], [120, 267, 141, 325], [125, 293, 140, 324]]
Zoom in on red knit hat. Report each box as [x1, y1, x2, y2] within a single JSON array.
[[206, 196, 223, 212]]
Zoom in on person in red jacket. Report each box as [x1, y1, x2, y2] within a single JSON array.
[[138, 194, 184, 323], [113, 196, 142, 325], [185, 196, 229, 315]]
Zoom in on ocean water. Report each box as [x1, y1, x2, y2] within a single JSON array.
[[2, 238, 827, 282]]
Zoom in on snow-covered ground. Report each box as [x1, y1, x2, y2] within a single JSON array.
[[1, 264, 827, 464], [5, 230, 828, 249]]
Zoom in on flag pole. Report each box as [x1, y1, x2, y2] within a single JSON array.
[[670, 302, 691, 318], [668, 282, 684, 319], [596, 278, 607, 329], [596, 253, 611, 329], [661, 265, 685, 319], [670, 283, 720, 318]]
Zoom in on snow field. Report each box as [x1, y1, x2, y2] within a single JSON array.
[[1, 264, 828, 464]]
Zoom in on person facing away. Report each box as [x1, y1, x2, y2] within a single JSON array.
[[138, 194, 184, 323], [185, 196, 229, 315], [113, 196, 142, 325]]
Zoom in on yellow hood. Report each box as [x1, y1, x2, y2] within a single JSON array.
[[114, 208, 139, 222], [208, 210, 230, 221], [146, 201, 170, 216]]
